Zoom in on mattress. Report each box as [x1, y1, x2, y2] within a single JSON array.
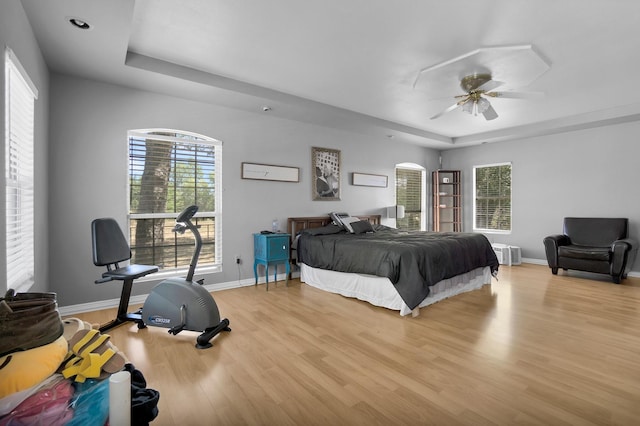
[[296, 225, 499, 310], [300, 263, 492, 316]]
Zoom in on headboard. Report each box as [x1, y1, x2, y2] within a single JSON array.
[[287, 215, 381, 240], [286, 215, 381, 275]]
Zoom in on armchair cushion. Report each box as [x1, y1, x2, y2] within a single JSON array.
[[558, 245, 610, 261]]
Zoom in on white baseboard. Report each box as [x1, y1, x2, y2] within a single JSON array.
[[521, 257, 547, 265], [59, 276, 259, 316]]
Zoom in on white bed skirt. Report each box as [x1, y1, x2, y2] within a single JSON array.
[[300, 264, 492, 316]]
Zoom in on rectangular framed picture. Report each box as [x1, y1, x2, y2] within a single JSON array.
[[241, 162, 300, 182], [352, 172, 388, 187], [312, 147, 341, 200]]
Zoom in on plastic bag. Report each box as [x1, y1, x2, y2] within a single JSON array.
[[0, 376, 73, 426]]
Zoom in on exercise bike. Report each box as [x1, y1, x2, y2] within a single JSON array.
[[91, 205, 230, 349]]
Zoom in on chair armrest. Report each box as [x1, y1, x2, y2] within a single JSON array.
[[611, 238, 638, 277], [543, 234, 571, 268], [545, 234, 571, 246], [612, 238, 637, 251]]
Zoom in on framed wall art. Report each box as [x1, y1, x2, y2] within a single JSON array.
[[241, 162, 300, 182], [352, 172, 388, 188], [312, 147, 341, 200]]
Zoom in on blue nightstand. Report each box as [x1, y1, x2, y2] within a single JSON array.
[[253, 233, 290, 291]]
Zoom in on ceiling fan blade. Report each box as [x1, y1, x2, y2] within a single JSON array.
[[486, 91, 545, 99], [430, 101, 463, 120], [482, 103, 498, 121], [477, 79, 504, 92]]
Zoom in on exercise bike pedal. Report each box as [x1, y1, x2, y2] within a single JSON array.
[[168, 324, 185, 335]]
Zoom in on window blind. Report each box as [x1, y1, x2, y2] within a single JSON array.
[[5, 48, 38, 292], [128, 131, 222, 271], [396, 167, 422, 231], [474, 163, 512, 232]]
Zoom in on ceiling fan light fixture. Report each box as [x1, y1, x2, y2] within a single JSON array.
[[461, 100, 475, 115], [477, 97, 491, 114]]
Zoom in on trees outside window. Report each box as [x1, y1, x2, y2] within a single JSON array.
[[473, 163, 512, 233], [128, 130, 222, 272]]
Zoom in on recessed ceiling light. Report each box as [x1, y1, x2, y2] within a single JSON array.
[[68, 17, 92, 30]]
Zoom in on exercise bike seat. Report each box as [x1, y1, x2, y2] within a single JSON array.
[[100, 264, 159, 282], [92, 217, 158, 281], [91, 217, 159, 332]]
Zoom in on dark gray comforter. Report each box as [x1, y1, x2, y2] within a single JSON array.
[[297, 225, 499, 310]]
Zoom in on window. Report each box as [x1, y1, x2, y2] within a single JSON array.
[[395, 164, 425, 231], [473, 162, 512, 233], [4, 47, 38, 292], [128, 130, 222, 273]]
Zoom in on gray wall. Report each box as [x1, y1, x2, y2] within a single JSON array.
[[49, 73, 438, 306], [443, 120, 640, 272], [6, 0, 640, 308], [0, 0, 49, 293]]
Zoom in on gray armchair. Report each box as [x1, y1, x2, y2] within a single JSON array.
[[543, 217, 637, 283]]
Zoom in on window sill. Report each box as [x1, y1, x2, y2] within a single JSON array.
[[474, 229, 512, 235], [135, 264, 222, 283]]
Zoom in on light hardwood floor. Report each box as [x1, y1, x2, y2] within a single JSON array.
[[71, 264, 640, 425]]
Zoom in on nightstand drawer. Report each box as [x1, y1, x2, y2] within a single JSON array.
[[253, 233, 290, 261], [267, 235, 288, 260]]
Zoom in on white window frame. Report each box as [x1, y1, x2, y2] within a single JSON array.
[[395, 162, 426, 231], [127, 129, 222, 279], [4, 47, 38, 293], [473, 162, 512, 234]]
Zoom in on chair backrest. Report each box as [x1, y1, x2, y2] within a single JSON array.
[[91, 218, 132, 266], [563, 217, 628, 247]]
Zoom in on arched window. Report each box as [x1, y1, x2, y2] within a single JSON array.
[[395, 163, 426, 231], [128, 129, 222, 273]]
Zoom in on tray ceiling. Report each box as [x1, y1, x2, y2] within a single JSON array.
[[19, 0, 640, 149]]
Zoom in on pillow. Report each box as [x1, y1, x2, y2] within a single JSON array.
[[350, 220, 375, 234], [329, 212, 349, 227], [0, 335, 68, 398], [340, 216, 361, 233], [300, 223, 344, 236]]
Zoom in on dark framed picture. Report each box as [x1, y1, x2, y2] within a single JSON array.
[[312, 147, 341, 200]]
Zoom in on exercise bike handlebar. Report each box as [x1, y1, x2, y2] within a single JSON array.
[[176, 205, 199, 223], [174, 205, 202, 283]]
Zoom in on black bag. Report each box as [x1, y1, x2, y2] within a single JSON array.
[[0, 289, 64, 358], [125, 363, 161, 425]]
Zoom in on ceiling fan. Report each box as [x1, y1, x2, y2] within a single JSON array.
[[431, 73, 541, 121]]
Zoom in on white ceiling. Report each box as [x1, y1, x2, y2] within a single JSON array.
[[20, 0, 640, 149]]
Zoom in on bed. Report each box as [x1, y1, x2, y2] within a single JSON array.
[[287, 215, 499, 316]]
